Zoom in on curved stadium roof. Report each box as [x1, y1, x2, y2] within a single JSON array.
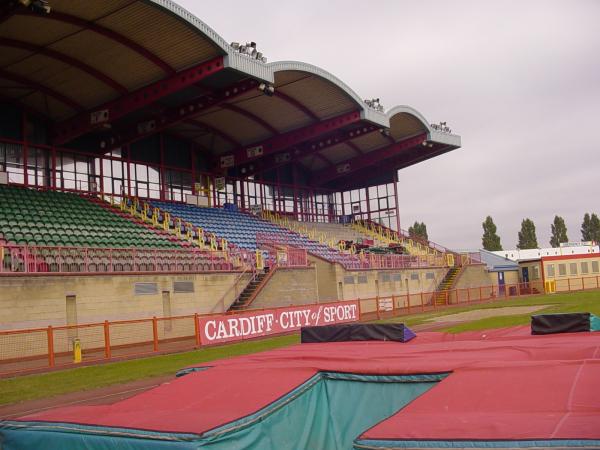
[[0, 0, 460, 190]]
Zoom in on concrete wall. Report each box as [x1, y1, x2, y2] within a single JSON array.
[[0, 272, 250, 330], [251, 267, 318, 309], [307, 255, 449, 302], [518, 261, 542, 282], [454, 265, 496, 289]]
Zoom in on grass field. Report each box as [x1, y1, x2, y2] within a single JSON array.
[[0, 290, 598, 407]]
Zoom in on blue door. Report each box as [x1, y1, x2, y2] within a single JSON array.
[[498, 271, 506, 296], [522, 267, 529, 283]]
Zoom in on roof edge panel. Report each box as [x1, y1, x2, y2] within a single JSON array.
[[269, 61, 365, 105], [430, 129, 461, 147], [386, 105, 433, 134], [147, 1, 274, 81], [146, 0, 231, 52]]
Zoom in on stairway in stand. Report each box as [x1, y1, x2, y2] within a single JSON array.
[[228, 268, 271, 311], [434, 266, 462, 306]]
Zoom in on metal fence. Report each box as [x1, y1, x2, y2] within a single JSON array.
[[0, 244, 248, 275], [4, 276, 597, 377]]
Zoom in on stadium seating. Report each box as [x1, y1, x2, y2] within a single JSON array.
[[150, 201, 361, 265], [285, 218, 387, 248], [0, 185, 181, 249]]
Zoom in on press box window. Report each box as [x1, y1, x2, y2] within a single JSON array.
[[581, 262, 589, 274], [546, 264, 555, 278], [558, 264, 566, 276], [569, 263, 578, 275]]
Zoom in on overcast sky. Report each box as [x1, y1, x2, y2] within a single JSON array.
[[181, 0, 600, 250]]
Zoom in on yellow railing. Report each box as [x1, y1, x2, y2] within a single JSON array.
[[351, 220, 443, 258], [113, 195, 235, 259], [261, 211, 355, 253]]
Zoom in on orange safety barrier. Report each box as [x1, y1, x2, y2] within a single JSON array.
[[1, 276, 598, 377]]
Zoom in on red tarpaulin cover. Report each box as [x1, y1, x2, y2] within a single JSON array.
[[16, 326, 600, 441]]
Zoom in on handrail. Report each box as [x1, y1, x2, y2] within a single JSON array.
[[211, 266, 255, 313], [0, 243, 236, 274], [233, 264, 279, 311]]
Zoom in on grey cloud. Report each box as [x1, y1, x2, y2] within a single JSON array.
[[180, 0, 600, 249]]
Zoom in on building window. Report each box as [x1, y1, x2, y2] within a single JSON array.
[[426, 272, 435, 280], [410, 273, 419, 280], [581, 262, 589, 275], [558, 264, 566, 276], [592, 261, 599, 273], [569, 263, 578, 275], [380, 273, 391, 282], [357, 275, 368, 284], [532, 266, 540, 280], [344, 276, 355, 284], [546, 264, 555, 278], [393, 273, 402, 281]]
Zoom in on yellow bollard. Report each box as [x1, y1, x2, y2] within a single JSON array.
[[73, 338, 82, 364]]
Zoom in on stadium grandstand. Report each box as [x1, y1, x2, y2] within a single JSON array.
[[0, 0, 517, 353], [0, 0, 477, 328], [2, 2, 600, 449]]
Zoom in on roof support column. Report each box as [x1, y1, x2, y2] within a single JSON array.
[[21, 110, 28, 187], [393, 171, 401, 232], [159, 134, 166, 201]]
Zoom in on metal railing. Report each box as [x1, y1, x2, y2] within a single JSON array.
[[256, 232, 447, 270], [5, 276, 597, 377], [0, 244, 238, 275]]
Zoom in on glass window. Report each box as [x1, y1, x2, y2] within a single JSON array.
[[546, 264, 555, 278], [410, 273, 419, 280], [569, 263, 578, 275], [581, 262, 589, 274], [532, 266, 539, 280], [426, 272, 435, 280], [558, 264, 566, 276], [593, 261, 599, 273], [357, 275, 368, 284], [343, 276, 355, 284]]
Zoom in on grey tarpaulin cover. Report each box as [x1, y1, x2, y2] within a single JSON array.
[[301, 323, 416, 343]]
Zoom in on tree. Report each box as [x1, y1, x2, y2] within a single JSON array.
[[581, 213, 600, 242], [581, 213, 591, 241], [591, 214, 600, 243], [517, 218, 538, 249], [549, 215, 568, 248], [408, 221, 428, 241], [481, 216, 502, 251]]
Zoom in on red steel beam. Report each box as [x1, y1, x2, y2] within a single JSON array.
[[53, 56, 224, 145], [311, 133, 427, 186], [16, 10, 175, 75], [96, 78, 258, 151], [0, 68, 83, 112], [333, 144, 452, 190], [219, 110, 361, 169], [220, 103, 278, 134], [0, 37, 127, 94], [243, 123, 380, 177]]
